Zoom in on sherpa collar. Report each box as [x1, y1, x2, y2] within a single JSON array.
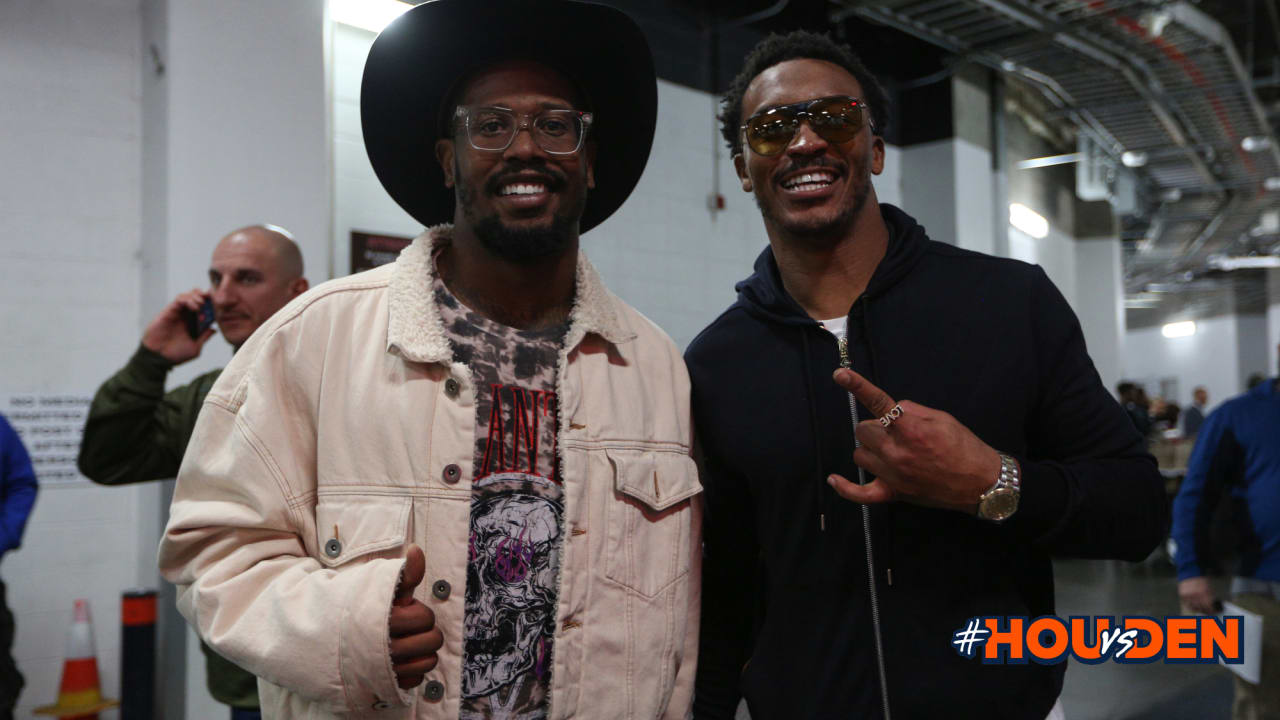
[[386, 224, 636, 363]]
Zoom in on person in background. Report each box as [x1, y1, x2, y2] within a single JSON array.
[[1172, 349, 1280, 719], [1118, 381, 1153, 442], [1183, 386, 1208, 437], [1150, 397, 1180, 435], [77, 224, 308, 720], [0, 414, 37, 720]]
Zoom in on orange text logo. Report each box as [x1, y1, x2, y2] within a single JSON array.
[[952, 615, 1243, 664]]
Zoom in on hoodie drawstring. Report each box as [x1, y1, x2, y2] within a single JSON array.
[[800, 327, 830, 531]]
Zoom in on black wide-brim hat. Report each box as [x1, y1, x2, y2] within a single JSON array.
[[360, 0, 657, 233]]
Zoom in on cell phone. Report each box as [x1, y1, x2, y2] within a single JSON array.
[[182, 297, 216, 339]]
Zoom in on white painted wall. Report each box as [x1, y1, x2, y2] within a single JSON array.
[[147, 2, 330, 716], [1238, 314, 1271, 386], [1074, 238, 1126, 395], [0, 1, 144, 716], [330, 22, 422, 278], [953, 138, 996, 256], [1008, 225, 1079, 312], [876, 144, 903, 209], [896, 138, 996, 255], [1124, 315, 1258, 408], [1270, 301, 1280, 378], [2, 1, 328, 717], [898, 139, 957, 245], [1268, 269, 1280, 377]]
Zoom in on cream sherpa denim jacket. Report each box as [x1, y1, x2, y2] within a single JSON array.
[[159, 226, 702, 718]]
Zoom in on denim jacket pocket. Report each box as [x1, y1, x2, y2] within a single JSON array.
[[602, 448, 701, 597], [314, 494, 412, 568]]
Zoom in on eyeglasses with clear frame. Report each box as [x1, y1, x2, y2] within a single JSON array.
[[739, 95, 873, 157], [454, 105, 594, 155]]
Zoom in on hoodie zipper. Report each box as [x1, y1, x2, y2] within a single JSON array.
[[838, 333, 892, 720]]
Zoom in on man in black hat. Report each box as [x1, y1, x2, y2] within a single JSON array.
[[159, 2, 700, 718]]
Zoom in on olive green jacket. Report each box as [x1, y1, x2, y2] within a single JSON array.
[[78, 344, 258, 709]]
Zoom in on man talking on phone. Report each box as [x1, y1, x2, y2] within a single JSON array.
[[78, 223, 307, 719]]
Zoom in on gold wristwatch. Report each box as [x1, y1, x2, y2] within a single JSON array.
[[977, 453, 1020, 522]]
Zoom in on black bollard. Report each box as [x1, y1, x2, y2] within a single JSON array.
[[120, 589, 156, 720]]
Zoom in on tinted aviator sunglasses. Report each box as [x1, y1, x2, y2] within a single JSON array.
[[740, 95, 873, 156]]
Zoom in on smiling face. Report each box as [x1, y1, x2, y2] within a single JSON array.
[[436, 61, 595, 264], [735, 58, 884, 243]]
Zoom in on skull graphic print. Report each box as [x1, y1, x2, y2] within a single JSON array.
[[463, 474, 563, 707], [433, 260, 568, 719]]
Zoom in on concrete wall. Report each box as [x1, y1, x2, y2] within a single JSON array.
[[895, 136, 997, 255], [1238, 314, 1271, 387], [1124, 314, 1266, 408], [147, 2, 329, 716], [1, 1, 328, 717], [1269, 268, 1280, 377], [0, 2, 145, 717], [1074, 237, 1127, 396]]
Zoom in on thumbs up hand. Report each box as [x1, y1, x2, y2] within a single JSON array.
[[388, 545, 443, 689]]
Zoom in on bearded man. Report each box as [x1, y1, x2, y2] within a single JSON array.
[[159, 2, 700, 717]]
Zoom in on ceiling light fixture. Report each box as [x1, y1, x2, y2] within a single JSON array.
[[1015, 153, 1081, 170], [1242, 136, 1273, 153], [1161, 321, 1196, 338], [1121, 151, 1148, 168], [1207, 255, 1280, 270], [331, 0, 412, 33], [1009, 203, 1049, 239]]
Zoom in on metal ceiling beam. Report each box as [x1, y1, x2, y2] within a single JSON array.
[[969, 0, 1227, 195], [1170, 1, 1280, 174], [836, 2, 1126, 156]]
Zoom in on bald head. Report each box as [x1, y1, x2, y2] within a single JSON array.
[[219, 225, 304, 280], [209, 224, 309, 349]]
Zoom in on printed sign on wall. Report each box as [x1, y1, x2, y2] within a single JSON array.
[[351, 231, 414, 274], [3, 394, 92, 485]]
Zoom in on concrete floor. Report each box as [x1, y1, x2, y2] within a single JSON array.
[[732, 557, 1239, 719], [1054, 557, 1235, 720]]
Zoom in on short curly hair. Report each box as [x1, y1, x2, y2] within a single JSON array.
[[720, 30, 890, 157]]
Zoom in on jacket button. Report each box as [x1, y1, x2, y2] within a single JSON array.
[[442, 464, 461, 484], [444, 378, 460, 398], [371, 700, 391, 710], [324, 538, 342, 558], [432, 579, 451, 600], [423, 679, 444, 702]]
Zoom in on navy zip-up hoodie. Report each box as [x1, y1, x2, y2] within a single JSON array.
[[687, 204, 1167, 720]]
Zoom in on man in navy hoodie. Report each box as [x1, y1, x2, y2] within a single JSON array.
[[687, 31, 1167, 720]]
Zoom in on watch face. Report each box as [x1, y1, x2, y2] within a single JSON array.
[[980, 487, 1019, 521]]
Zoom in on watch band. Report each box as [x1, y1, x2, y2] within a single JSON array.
[[997, 453, 1020, 491], [977, 453, 1021, 522]]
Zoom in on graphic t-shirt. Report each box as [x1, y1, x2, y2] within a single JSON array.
[[434, 267, 566, 719]]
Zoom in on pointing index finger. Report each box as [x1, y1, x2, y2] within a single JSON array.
[[833, 368, 897, 419]]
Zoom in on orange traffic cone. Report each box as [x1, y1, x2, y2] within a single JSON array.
[[34, 599, 119, 719]]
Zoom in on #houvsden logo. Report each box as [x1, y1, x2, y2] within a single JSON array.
[[952, 616, 1244, 664]]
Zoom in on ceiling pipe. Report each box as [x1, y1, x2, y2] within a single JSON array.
[[1169, 1, 1280, 176], [967, 0, 1226, 197], [836, 3, 1125, 158]]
